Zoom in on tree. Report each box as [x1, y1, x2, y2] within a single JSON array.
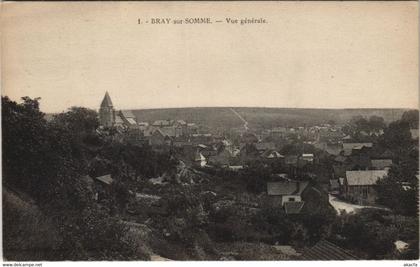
[[2, 96, 51, 194], [379, 120, 413, 161], [344, 115, 386, 141], [2, 96, 146, 260], [329, 209, 399, 259], [51, 107, 102, 159], [327, 120, 336, 126], [376, 166, 418, 217], [299, 204, 336, 245], [52, 107, 99, 133], [252, 207, 294, 244], [280, 143, 316, 156], [401, 110, 419, 129], [57, 207, 146, 260], [351, 116, 369, 132], [242, 160, 271, 193], [368, 116, 386, 131]]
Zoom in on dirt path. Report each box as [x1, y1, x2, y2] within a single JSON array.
[[329, 194, 390, 214], [150, 254, 172, 261], [230, 108, 249, 131]]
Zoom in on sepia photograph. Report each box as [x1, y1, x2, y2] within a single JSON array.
[[1, 1, 419, 263]]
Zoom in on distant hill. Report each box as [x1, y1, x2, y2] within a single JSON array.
[[130, 107, 412, 129], [45, 107, 413, 130]]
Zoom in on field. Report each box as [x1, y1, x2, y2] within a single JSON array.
[[130, 107, 411, 129]]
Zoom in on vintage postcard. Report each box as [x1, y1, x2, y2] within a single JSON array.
[[1, 1, 418, 264]]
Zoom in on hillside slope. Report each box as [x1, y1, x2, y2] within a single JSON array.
[[3, 186, 62, 261]]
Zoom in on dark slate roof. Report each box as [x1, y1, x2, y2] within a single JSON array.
[[333, 165, 346, 175], [267, 182, 296, 195], [267, 181, 309, 196], [370, 159, 392, 169], [342, 142, 373, 156], [142, 126, 155, 137], [284, 201, 305, 214], [152, 128, 166, 137], [120, 110, 136, 119], [300, 240, 358, 260], [115, 114, 124, 124], [94, 174, 113, 185], [100, 92, 113, 107], [296, 181, 309, 195]]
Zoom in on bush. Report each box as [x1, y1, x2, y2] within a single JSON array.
[[56, 206, 146, 260], [3, 187, 62, 261], [329, 209, 402, 259]]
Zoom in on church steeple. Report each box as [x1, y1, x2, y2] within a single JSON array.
[[101, 91, 114, 108], [99, 92, 115, 127]]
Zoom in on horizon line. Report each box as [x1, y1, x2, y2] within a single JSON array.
[[45, 105, 418, 114], [119, 106, 417, 111]]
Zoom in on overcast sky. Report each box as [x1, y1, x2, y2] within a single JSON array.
[[2, 2, 418, 113]]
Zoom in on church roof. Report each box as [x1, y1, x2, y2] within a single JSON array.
[[120, 110, 135, 119], [100, 92, 113, 107]]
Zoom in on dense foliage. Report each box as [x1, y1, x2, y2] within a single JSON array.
[[329, 209, 418, 259], [2, 96, 175, 260], [375, 118, 419, 217]]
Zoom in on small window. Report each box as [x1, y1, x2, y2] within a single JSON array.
[[289, 197, 295, 202]]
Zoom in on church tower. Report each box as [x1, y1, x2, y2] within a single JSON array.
[[99, 92, 115, 127]]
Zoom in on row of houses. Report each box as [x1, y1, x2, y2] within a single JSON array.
[[260, 124, 344, 143], [259, 124, 417, 206], [178, 140, 315, 171], [327, 128, 417, 205], [98, 92, 201, 142], [316, 129, 418, 157], [325, 138, 392, 205]]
